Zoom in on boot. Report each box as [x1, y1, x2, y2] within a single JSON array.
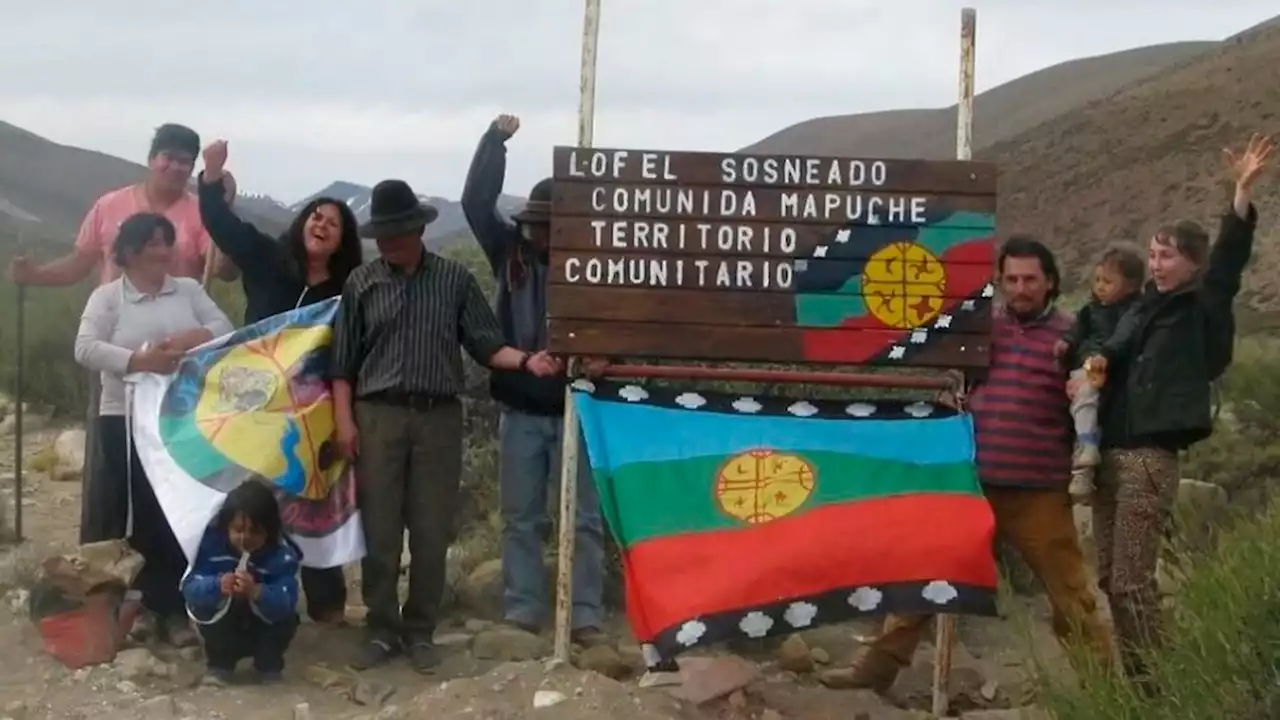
[[818, 646, 901, 694]]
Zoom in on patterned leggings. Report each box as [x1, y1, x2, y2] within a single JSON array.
[[1094, 447, 1180, 683]]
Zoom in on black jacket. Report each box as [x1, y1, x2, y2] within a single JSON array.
[[461, 124, 566, 416], [197, 175, 346, 324], [1099, 204, 1257, 450], [1062, 293, 1141, 369]]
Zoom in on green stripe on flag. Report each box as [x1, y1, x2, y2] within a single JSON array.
[[595, 450, 980, 548]]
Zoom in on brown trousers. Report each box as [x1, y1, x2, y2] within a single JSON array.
[[354, 398, 463, 644], [1094, 447, 1180, 681], [865, 487, 1113, 670]]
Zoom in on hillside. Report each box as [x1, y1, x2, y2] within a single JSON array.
[[983, 19, 1280, 307], [742, 41, 1215, 159], [0, 120, 291, 245], [293, 180, 525, 250]]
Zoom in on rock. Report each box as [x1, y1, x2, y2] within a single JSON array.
[[113, 648, 161, 680], [354, 679, 396, 707], [0, 413, 47, 437], [577, 645, 630, 680], [293, 703, 314, 720], [303, 664, 353, 691], [52, 428, 86, 473], [472, 626, 550, 662], [532, 690, 567, 708], [669, 656, 760, 705], [457, 559, 504, 618], [433, 632, 472, 647], [980, 680, 1000, 702], [1178, 478, 1228, 506], [777, 634, 814, 673], [727, 690, 748, 709], [177, 646, 201, 662], [760, 711, 783, 720], [115, 681, 138, 694], [463, 618, 493, 633], [810, 647, 830, 664], [136, 696, 177, 719]]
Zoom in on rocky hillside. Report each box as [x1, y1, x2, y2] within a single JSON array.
[[984, 19, 1280, 306], [742, 41, 1215, 159]]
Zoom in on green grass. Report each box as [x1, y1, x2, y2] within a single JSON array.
[[1035, 342, 1280, 719]]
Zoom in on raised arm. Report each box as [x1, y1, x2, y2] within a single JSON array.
[[198, 140, 280, 277], [461, 115, 521, 275], [1204, 134, 1271, 312]]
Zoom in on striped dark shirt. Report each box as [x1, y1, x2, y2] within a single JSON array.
[[330, 252, 506, 398], [969, 306, 1074, 489]]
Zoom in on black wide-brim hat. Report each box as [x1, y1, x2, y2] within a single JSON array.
[[512, 177, 554, 223], [358, 179, 440, 239]]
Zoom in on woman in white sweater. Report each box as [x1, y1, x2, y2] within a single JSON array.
[[74, 212, 233, 647]]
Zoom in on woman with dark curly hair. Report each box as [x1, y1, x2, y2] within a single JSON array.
[[74, 211, 235, 647], [197, 139, 363, 625]]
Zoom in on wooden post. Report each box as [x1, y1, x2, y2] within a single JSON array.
[[932, 7, 976, 718], [553, 0, 603, 665], [11, 232, 26, 543]]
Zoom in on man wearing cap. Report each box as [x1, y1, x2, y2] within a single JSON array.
[[331, 178, 563, 672], [7, 123, 237, 548], [462, 114, 609, 646]]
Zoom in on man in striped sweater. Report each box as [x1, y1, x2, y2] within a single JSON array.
[[822, 236, 1114, 693]]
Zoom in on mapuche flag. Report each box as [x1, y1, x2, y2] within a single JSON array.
[[573, 380, 998, 666]]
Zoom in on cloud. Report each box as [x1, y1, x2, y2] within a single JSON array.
[[1, 0, 1277, 200]]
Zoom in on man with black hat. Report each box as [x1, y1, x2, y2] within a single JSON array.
[[461, 114, 608, 646], [330, 178, 562, 672]]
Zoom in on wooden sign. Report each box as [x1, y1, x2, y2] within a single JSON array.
[[547, 147, 998, 368]]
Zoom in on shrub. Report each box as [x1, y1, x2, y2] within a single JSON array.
[[1038, 497, 1280, 719]]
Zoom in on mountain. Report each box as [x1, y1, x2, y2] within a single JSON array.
[[290, 181, 526, 251], [742, 41, 1215, 160], [0, 120, 292, 245]]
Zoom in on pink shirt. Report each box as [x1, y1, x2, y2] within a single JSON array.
[[74, 185, 212, 285]]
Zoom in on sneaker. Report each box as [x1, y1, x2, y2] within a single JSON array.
[[254, 669, 284, 684], [202, 668, 233, 687], [408, 641, 441, 674], [1069, 468, 1096, 505], [1073, 444, 1102, 468], [351, 639, 400, 671]]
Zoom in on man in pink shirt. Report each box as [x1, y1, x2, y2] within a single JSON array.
[[8, 123, 236, 287], [7, 123, 237, 549]]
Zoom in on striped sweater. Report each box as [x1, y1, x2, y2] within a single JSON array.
[[968, 306, 1074, 489]]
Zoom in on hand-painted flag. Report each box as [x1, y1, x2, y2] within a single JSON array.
[[130, 297, 364, 569], [573, 380, 998, 665], [793, 211, 996, 365]]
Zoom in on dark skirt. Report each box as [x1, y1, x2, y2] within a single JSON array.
[[88, 415, 187, 618]]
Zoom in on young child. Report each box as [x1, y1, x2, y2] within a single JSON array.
[[1058, 244, 1146, 503], [181, 480, 301, 685]]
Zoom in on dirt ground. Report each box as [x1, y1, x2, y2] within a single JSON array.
[[0, 423, 1061, 719]]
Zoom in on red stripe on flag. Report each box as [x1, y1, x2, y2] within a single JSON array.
[[621, 493, 998, 641]]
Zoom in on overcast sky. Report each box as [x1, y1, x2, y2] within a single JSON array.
[[2, 1, 1275, 203]]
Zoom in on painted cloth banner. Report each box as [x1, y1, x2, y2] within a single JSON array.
[[572, 380, 998, 665], [131, 297, 364, 569]]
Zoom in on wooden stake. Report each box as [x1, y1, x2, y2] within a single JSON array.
[[553, 0, 603, 665], [932, 7, 976, 718]]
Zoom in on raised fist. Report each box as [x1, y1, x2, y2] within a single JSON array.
[[493, 114, 520, 138], [202, 140, 229, 175]]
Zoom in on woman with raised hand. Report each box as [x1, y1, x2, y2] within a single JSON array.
[[74, 212, 235, 647], [198, 139, 363, 625], [1086, 133, 1272, 692]]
